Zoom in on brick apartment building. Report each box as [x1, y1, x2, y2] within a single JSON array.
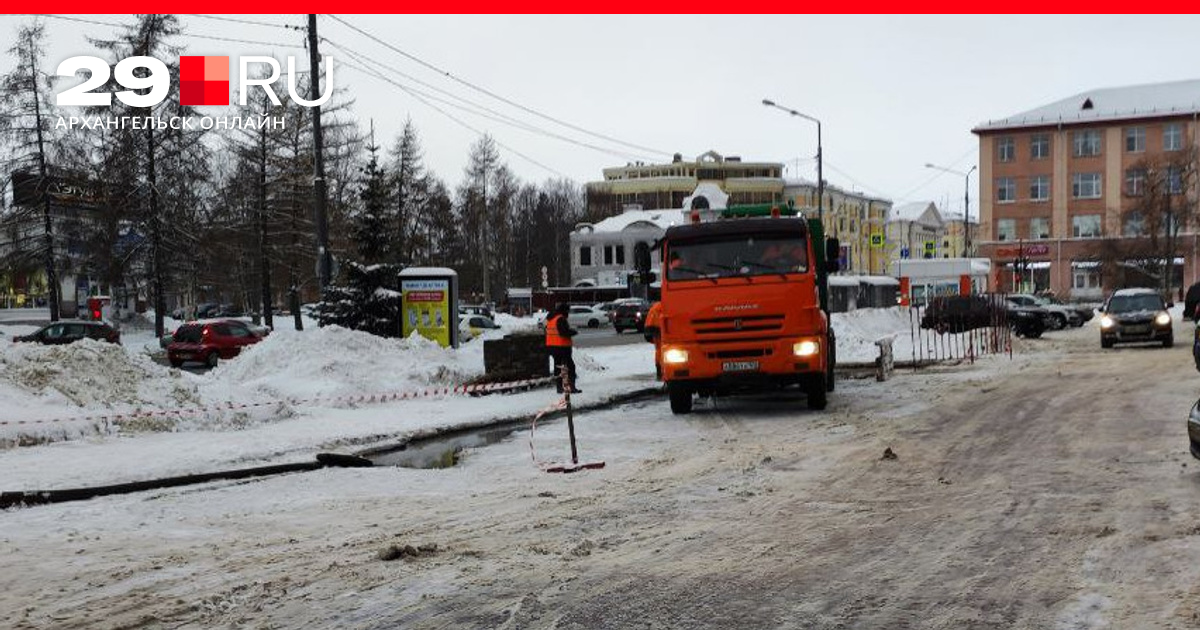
[[973, 79, 1200, 301]]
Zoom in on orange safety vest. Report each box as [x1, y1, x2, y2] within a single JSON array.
[[545, 314, 572, 347]]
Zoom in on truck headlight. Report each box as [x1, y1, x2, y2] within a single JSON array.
[[1100, 316, 1114, 329], [662, 348, 689, 364], [793, 340, 819, 357], [1155, 312, 1171, 326]]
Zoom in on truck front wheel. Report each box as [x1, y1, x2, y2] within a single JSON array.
[[668, 383, 693, 415]]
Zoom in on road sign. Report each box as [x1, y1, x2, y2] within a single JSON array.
[[900, 247, 910, 259], [870, 233, 884, 248], [924, 241, 936, 255]]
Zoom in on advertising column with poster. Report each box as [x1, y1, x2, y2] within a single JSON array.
[[399, 268, 459, 348]]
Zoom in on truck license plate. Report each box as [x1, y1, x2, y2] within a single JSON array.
[[722, 360, 759, 372]]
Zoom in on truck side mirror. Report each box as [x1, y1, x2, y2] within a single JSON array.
[[825, 238, 841, 273]]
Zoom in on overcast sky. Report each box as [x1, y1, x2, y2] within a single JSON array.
[[4, 14, 1200, 217]]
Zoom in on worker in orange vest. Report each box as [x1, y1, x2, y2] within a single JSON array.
[[643, 301, 663, 380], [545, 303, 581, 394]]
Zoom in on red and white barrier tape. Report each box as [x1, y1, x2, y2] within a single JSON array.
[[0, 376, 556, 429], [528, 396, 569, 470]]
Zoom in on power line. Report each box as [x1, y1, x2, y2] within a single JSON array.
[[325, 14, 674, 160], [184, 14, 303, 31], [15, 14, 303, 49], [324, 36, 649, 163], [823, 159, 894, 201], [894, 145, 977, 204], [334, 55, 568, 178]]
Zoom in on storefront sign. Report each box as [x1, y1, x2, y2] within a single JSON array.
[[996, 244, 1050, 258]]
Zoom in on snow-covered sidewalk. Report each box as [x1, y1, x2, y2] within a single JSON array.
[[0, 308, 923, 492]]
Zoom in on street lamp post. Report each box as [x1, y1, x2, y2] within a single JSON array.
[[925, 162, 977, 258], [762, 99, 822, 224]]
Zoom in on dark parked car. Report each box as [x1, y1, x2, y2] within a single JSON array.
[[921, 294, 1047, 338], [13, 320, 121, 345], [920, 295, 1002, 334], [1099, 288, 1173, 348], [1004, 301, 1047, 339], [167, 319, 267, 368], [612, 300, 651, 334]]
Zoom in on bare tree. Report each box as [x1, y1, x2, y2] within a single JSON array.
[[1113, 142, 1200, 296]]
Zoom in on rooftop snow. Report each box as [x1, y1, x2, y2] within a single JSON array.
[[974, 78, 1200, 131], [890, 201, 938, 223]]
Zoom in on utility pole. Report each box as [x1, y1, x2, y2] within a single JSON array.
[[29, 47, 59, 322], [308, 14, 331, 293], [258, 120, 273, 329]]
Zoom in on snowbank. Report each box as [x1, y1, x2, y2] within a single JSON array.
[[0, 338, 199, 411], [203, 325, 484, 401], [831, 307, 915, 363]]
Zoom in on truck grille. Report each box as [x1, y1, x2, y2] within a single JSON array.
[[706, 348, 772, 359], [692, 314, 785, 336]]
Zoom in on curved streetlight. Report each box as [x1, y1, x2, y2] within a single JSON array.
[[925, 162, 978, 257], [763, 98, 823, 224]]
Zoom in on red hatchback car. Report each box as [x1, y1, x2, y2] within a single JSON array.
[[167, 319, 267, 368]]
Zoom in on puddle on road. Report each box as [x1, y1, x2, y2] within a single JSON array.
[[367, 426, 521, 469]]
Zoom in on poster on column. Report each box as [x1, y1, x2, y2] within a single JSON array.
[[401, 279, 451, 347]]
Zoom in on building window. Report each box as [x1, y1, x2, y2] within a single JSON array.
[[1125, 127, 1145, 152], [997, 177, 1016, 203], [1030, 217, 1050, 239], [997, 137, 1015, 162], [1165, 123, 1183, 151], [1072, 173, 1102, 199], [1030, 134, 1050, 160], [996, 218, 1016, 241], [1073, 130, 1101, 157], [1073, 270, 1100, 289], [1125, 168, 1146, 196], [1167, 166, 1184, 194], [579, 246, 592, 266], [1072, 214, 1102, 238], [1123, 211, 1145, 236], [1030, 175, 1050, 201]]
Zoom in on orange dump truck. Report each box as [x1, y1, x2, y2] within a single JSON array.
[[638, 204, 840, 414]]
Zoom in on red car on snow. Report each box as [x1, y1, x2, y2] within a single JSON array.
[[167, 319, 268, 368]]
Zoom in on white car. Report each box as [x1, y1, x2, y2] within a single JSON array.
[[567, 305, 608, 329], [459, 315, 501, 340]]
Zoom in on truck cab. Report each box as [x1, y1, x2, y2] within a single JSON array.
[[646, 206, 839, 414]]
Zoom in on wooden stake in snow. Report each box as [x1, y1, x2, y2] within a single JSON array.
[[544, 365, 605, 474]]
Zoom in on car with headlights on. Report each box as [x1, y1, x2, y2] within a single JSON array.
[[1099, 288, 1173, 348]]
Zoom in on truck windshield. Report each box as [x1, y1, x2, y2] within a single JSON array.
[[666, 234, 808, 281]]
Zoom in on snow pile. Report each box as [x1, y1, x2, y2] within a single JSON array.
[[202, 325, 486, 401], [0, 338, 201, 411], [831, 307, 915, 363]]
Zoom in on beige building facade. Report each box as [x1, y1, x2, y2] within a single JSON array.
[[586, 150, 785, 216]]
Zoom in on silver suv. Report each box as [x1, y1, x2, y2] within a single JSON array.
[[1006, 294, 1081, 329], [1099, 288, 1173, 348]]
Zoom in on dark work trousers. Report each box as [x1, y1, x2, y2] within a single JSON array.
[[548, 346, 577, 392]]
